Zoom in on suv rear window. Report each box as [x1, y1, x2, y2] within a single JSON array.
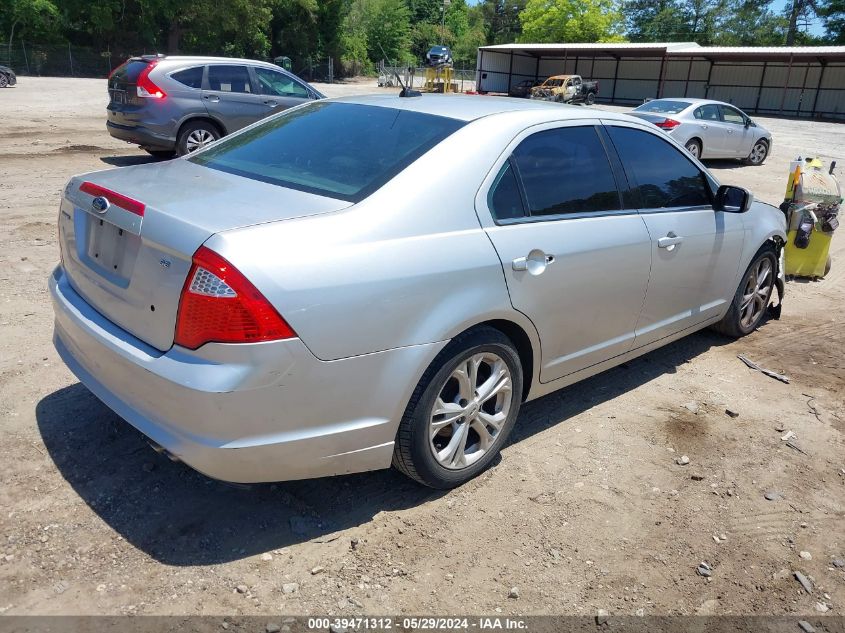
[[171, 66, 204, 89], [110, 59, 150, 83], [189, 102, 465, 202]]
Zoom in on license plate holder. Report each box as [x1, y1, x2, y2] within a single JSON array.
[[85, 216, 134, 279]]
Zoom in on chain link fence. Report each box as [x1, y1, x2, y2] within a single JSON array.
[[378, 60, 477, 92], [0, 42, 343, 83]]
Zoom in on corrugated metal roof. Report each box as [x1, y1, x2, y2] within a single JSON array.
[[478, 42, 845, 58]]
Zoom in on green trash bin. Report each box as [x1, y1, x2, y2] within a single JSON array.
[[273, 56, 292, 71]]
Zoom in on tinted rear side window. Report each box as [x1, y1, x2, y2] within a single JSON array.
[[171, 66, 204, 89], [190, 102, 465, 202], [607, 126, 711, 209], [111, 59, 150, 83], [489, 162, 525, 220], [510, 126, 621, 216]]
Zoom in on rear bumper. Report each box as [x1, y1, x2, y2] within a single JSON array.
[[106, 120, 175, 151], [49, 265, 445, 483]]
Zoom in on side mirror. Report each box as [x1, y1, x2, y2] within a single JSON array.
[[715, 184, 753, 213], [744, 118, 752, 128]]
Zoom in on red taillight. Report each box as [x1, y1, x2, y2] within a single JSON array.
[[655, 118, 681, 130], [79, 181, 145, 217], [136, 60, 166, 99], [174, 246, 296, 350]]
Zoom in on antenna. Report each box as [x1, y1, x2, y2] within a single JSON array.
[[378, 44, 421, 98]]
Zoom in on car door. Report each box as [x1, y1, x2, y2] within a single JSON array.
[[202, 64, 267, 132], [604, 122, 746, 347], [692, 103, 729, 158], [719, 104, 754, 158], [475, 122, 653, 383], [252, 66, 314, 115]]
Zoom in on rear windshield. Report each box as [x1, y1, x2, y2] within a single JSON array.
[[633, 100, 692, 114], [110, 59, 150, 83], [189, 102, 465, 202]]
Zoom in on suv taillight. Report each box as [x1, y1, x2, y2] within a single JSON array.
[[136, 60, 166, 99], [174, 246, 296, 350]]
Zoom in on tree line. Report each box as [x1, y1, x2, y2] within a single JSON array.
[[2, 0, 843, 75]]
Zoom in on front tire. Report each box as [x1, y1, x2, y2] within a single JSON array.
[[746, 139, 769, 165], [712, 244, 777, 338], [392, 327, 523, 489], [0, 74, 8, 88]]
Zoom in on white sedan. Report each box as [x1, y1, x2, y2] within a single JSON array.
[[629, 98, 773, 165]]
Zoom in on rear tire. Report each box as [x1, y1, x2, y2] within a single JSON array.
[[712, 244, 777, 338], [392, 326, 523, 489], [585, 92, 595, 105], [685, 139, 702, 160], [0, 74, 8, 88], [176, 120, 221, 156]]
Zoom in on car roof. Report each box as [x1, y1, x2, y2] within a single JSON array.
[[642, 97, 738, 108], [142, 55, 283, 70], [332, 93, 636, 123]]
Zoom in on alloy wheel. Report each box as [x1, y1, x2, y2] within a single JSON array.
[[429, 352, 513, 470], [0, 75, 8, 88], [185, 129, 215, 153], [749, 142, 767, 164], [740, 257, 773, 329], [686, 142, 700, 158]]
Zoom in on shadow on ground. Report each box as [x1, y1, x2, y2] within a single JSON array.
[[37, 329, 737, 566], [100, 155, 166, 167]]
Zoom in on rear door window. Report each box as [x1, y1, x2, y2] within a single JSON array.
[[694, 104, 721, 121], [207, 65, 253, 93], [509, 126, 621, 217], [606, 126, 712, 209], [171, 66, 204, 89]]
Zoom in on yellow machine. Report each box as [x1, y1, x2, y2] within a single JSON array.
[[781, 157, 841, 279], [423, 66, 456, 93]]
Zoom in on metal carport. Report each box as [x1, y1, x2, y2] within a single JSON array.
[[476, 42, 845, 120]]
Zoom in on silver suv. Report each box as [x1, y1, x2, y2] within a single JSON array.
[[106, 55, 325, 157]]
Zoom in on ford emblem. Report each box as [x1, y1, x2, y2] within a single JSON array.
[[91, 196, 110, 214]]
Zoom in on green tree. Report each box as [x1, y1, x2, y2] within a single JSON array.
[[625, 0, 692, 41], [476, 0, 527, 44], [818, 0, 845, 42], [2, 0, 60, 60], [519, 0, 626, 42]]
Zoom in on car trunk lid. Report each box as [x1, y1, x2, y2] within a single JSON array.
[[58, 159, 351, 352]]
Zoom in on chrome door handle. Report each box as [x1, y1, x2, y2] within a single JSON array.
[[512, 250, 554, 274], [264, 100, 277, 106], [657, 233, 683, 251], [204, 95, 220, 103], [700, 124, 708, 129]]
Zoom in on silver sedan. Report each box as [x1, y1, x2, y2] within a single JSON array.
[[629, 98, 773, 165], [50, 95, 786, 489]]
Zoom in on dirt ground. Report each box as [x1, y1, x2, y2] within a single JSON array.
[[1, 77, 844, 620]]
